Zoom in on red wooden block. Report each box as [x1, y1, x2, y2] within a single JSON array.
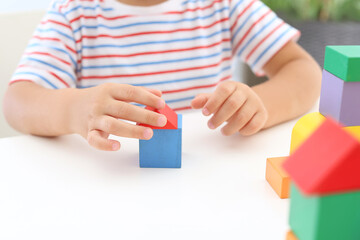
[[139, 104, 178, 129], [283, 118, 360, 196]]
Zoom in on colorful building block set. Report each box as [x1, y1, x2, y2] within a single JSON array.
[[266, 45, 360, 239]]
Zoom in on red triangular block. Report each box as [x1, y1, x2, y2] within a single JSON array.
[[283, 118, 360, 195], [139, 104, 178, 129]]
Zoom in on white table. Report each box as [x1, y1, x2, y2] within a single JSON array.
[[0, 110, 303, 240]]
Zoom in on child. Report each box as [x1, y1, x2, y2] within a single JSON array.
[[3, 0, 322, 151]]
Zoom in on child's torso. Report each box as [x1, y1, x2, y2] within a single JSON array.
[[67, 0, 233, 110]]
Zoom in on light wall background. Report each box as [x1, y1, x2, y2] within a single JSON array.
[[0, 0, 51, 13]]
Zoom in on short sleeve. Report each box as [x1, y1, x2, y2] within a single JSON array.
[[10, 1, 78, 89], [229, 0, 300, 76]]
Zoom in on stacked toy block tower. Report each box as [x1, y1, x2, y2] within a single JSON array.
[[265, 45, 360, 199], [283, 118, 360, 240], [320, 46, 360, 126], [139, 104, 182, 168]]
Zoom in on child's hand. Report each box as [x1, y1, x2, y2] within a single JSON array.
[[191, 81, 268, 136], [75, 83, 167, 151]]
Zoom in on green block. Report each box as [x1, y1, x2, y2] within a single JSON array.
[[289, 184, 360, 240], [324, 46, 360, 82]]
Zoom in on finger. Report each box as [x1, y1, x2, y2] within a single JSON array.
[[87, 129, 121, 151], [91, 115, 154, 140], [238, 112, 267, 136], [207, 91, 246, 129], [104, 101, 167, 127], [191, 93, 211, 109], [140, 87, 162, 97], [202, 82, 236, 116], [111, 85, 165, 110], [220, 101, 256, 136]]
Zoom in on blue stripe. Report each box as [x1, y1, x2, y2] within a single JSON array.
[[79, 65, 231, 89], [166, 96, 195, 104], [28, 43, 77, 68], [231, 5, 264, 43], [133, 96, 196, 107], [133, 65, 232, 87], [229, 0, 245, 18], [251, 27, 292, 68], [22, 57, 76, 83], [47, 11, 65, 17], [237, 16, 277, 57], [14, 72, 58, 89], [63, 5, 113, 16], [46, 10, 68, 21], [51, 0, 67, 10], [182, 0, 208, 5], [82, 28, 229, 50], [73, 7, 229, 33], [82, 49, 231, 69], [36, 28, 75, 43]]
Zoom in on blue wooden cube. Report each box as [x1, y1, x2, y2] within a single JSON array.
[[139, 114, 182, 168]]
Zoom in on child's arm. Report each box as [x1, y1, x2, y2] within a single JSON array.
[[191, 41, 322, 136], [3, 82, 166, 151]]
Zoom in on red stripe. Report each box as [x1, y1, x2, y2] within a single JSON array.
[[82, 38, 230, 59], [59, 0, 103, 12], [165, 0, 223, 14], [173, 106, 192, 112], [25, 52, 71, 66], [233, 9, 272, 55], [48, 71, 71, 87], [65, 45, 77, 55], [80, 56, 232, 80], [17, 65, 71, 88], [9, 79, 34, 85], [32, 36, 77, 54], [70, 14, 133, 24], [245, 21, 285, 61], [162, 75, 231, 94], [75, 17, 229, 43], [33, 36, 62, 42], [230, 0, 257, 32], [68, 0, 223, 24], [40, 20, 71, 30], [59, 0, 73, 11]]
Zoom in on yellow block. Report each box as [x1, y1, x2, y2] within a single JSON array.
[[345, 126, 360, 142], [290, 112, 326, 154], [265, 157, 290, 199], [286, 231, 298, 240]]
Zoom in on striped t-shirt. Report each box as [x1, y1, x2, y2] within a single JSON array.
[[11, 0, 300, 111]]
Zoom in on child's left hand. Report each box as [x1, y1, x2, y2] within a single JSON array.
[[191, 81, 268, 136]]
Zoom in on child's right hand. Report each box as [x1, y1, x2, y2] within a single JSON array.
[[73, 83, 167, 151]]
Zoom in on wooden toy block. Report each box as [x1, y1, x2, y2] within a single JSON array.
[[290, 112, 325, 154], [345, 126, 360, 142], [139, 114, 182, 168], [286, 230, 298, 240], [139, 104, 178, 129], [324, 45, 360, 82], [289, 184, 360, 240], [284, 118, 360, 195], [319, 70, 360, 126], [265, 157, 290, 199]]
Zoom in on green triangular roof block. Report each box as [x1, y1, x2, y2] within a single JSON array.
[[324, 46, 360, 82]]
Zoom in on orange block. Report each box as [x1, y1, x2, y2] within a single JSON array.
[[265, 157, 290, 199], [286, 230, 298, 240]]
